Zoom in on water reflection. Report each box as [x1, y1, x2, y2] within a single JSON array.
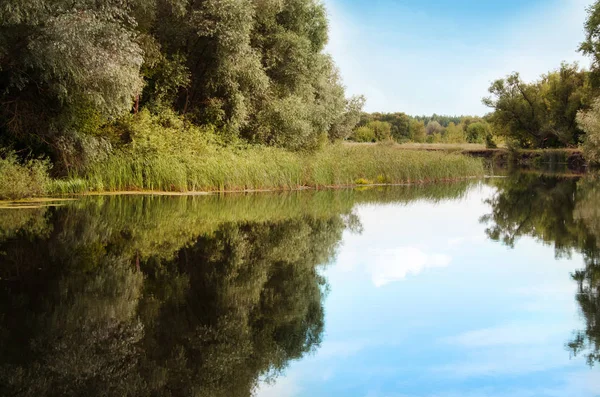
[[0, 184, 471, 397], [482, 173, 600, 367]]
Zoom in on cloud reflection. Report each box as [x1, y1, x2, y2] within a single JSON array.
[[369, 247, 451, 287]]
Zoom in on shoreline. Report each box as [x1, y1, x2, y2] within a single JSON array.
[[0, 175, 488, 207]]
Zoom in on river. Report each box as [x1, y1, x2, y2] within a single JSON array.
[[0, 173, 598, 396]]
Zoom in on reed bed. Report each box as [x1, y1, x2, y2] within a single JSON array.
[[48, 143, 484, 196]]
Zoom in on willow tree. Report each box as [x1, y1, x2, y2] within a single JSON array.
[[0, 1, 144, 171], [146, 0, 360, 149], [1, 0, 362, 171], [483, 63, 591, 148]]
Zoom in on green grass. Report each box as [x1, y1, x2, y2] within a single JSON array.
[[1, 110, 484, 199], [47, 143, 484, 196], [308, 144, 484, 187]]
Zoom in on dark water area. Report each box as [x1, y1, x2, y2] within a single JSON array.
[[0, 174, 599, 396]]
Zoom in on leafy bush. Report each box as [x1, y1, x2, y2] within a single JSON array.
[[485, 134, 498, 149], [0, 153, 50, 199], [466, 122, 488, 144], [367, 121, 392, 141], [352, 126, 376, 142]]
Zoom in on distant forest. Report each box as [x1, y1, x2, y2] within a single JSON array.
[[351, 112, 495, 146]]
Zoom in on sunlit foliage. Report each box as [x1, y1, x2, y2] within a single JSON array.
[[577, 98, 600, 164], [484, 63, 591, 148], [0, 0, 363, 172]]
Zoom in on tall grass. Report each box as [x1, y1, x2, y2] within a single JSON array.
[[2, 111, 484, 198], [49, 143, 484, 195], [308, 144, 484, 186]]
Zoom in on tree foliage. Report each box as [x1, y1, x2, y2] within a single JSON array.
[[0, 0, 362, 173], [577, 98, 600, 164], [483, 64, 591, 148], [352, 112, 492, 145], [581, 0, 600, 88]]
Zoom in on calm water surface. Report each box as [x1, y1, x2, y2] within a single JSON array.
[[1, 174, 599, 396]]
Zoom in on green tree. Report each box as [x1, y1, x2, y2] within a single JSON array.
[[378, 113, 411, 142], [425, 120, 445, 136], [577, 98, 600, 164], [352, 126, 376, 142], [409, 119, 426, 143], [483, 63, 591, 148], [0, 1, 144, 171], [444, 122, 466, 143], [0, 0, 361, 169], [466, 122, 489, 144], [367, 121, 392, 141], [580, 0, 600, 88], [328, 95, 366, 141]]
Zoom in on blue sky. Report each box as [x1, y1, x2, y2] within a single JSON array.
[[256, 182, 599, 397], [324, 0, 592, 115]]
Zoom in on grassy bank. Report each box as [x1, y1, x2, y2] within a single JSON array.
[[347, 142, 587, 171], [50, 144, 483, 195], [0, 144, 484, 199]]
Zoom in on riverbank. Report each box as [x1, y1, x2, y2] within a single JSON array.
[[348, 142, 587, 171], [468, 148, 586, 171], [0, 144, 484, 200]]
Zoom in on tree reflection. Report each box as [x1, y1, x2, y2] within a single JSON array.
[[0, 209, 342, 396], [482, 173, 600, 366], [569, 175, 600, 366], [0, 184, 472, 396]]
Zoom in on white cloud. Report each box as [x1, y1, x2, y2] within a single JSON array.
[[434, 323, 577, 379], [369, 247, 451, 287]]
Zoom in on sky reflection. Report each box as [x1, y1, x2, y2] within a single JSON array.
[[256, 182, 597, 397]]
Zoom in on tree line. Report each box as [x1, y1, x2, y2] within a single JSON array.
[[0, 0, 363, 174], [350, 112, 495, 146]]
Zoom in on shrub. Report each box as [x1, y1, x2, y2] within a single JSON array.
[[367, 121, 392, 141], [352, 126, 376, 142], [0, 153, 50, 199], [485, 134, 498, 149]]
